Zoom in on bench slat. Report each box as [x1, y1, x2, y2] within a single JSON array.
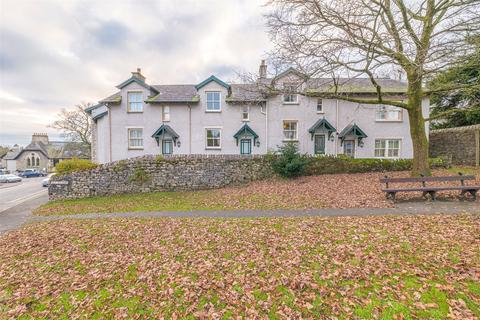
[[379, 175, 475, 183], [383, 185, 480, 192]]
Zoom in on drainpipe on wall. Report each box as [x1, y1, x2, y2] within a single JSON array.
[[260, 101, 268, 153], [335, 99, 339, 155], [188, 104, 192, 154], [107, 103, 112, 162]]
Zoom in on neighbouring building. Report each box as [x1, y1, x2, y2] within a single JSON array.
[[1, 133, 90, 172], [87, 62, 430, 164]]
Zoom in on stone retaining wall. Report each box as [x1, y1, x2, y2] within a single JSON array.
[[48, 155, 273, 200], [429, 125, 480, 166]]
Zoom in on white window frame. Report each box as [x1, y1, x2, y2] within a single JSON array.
[[283, 83, 298, 104], [283, 120, 298, 141], [127, 128, 144, 149], [206, 91, 221, 112], [374, 138, 401, 158], [242, 105, 249, 121], [162, 105, 170, 122], [127, 91, 143, 113], [317, 99, 324, 113], [375, 105, 403, 122], [205, 128, 222, 149]]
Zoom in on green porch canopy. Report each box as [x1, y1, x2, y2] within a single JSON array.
[[152, 124, 180, 145], [233, 124, 259, 145], [338, 124, 368, 144], [308, 118, 336, 139]]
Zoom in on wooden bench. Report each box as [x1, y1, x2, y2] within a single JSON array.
[[380, 173, 480, 201]]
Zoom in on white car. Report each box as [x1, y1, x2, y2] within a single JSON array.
[[42, 177, 50, 187], [0, 174, 22, 183]]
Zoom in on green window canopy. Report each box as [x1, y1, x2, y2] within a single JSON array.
[[308, 118, 337, 139], [233, 124, 259, 145], [338, 124, 368, 145], [152, 124, 180, 145]]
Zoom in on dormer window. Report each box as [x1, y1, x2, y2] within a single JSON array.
[[206, 91, 221, 112], [283, 83, 298, 104], [127, 92, 143, 112]]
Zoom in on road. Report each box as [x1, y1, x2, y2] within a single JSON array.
[[0, 177, 48, 213]]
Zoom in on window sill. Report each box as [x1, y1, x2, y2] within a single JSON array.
[[127, 111, 144, 113], [205, 147, 222, 150], [242, 119, 250, 122], [283, 102, 299, 105], [128, 147, 144, 150], [316, 111, 324, 114], [282, 139, 299, 142], [375, 120, 403, 123], [205, 110, 221, 113]]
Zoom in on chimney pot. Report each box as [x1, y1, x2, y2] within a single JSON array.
[[259, 60, 267, 79]]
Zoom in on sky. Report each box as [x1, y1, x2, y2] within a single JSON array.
[[0, 0, 271, 146]]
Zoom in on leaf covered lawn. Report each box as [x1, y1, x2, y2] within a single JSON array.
[[1, 214, 479, 319], [34, 169, 480, 216]]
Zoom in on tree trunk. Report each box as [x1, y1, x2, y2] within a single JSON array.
[[407, 77, 431, 177]]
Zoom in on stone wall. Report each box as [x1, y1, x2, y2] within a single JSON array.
[[48, 155, 273, 200], [430, 125, 480, 166]]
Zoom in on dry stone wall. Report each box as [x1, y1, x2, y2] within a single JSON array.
[[429, 125, 480, 166], [48, 155, 273, 200]]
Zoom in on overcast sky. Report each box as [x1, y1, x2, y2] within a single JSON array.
[[0, 0, 271, 146]]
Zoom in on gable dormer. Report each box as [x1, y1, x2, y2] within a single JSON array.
[[196, 75, 231, 113], [116, 68, 159, 95]]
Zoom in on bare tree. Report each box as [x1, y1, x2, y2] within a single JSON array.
[[49, 102, 92, 147], [266, 0, 480, 175]]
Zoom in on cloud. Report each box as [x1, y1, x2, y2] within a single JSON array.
[[0, 0, 271, 146]]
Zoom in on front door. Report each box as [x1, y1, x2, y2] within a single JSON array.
[[314, 134, 325, 155], [162, 139, 173, 155], [240, 139, 252, 155], [343, 140, 355, 157]]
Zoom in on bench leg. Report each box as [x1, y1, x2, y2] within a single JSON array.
[[468, 190, 477, 201], [429, 191, 437, 201], [460, 190, 467, 201], [386, 192, 396, 201]]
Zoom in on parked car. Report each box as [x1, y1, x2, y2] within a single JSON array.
[[42, 177, 50, 187], [19, 169, 46, 178], [0, 174, 22, 183]]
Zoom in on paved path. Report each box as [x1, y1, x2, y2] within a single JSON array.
[[0, 177, 47, 213], [31, 200, 480, 222], [0, 193, 48, 234]]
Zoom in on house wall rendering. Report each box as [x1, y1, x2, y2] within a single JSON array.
[[89, 65, 429, 164]]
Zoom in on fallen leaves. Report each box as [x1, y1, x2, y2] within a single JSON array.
[[0, 214, 479, 318]]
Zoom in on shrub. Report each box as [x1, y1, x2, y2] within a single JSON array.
[[304, 155, 448, 175], [268, 143, 310, 178], [55, 158, 97, 175]]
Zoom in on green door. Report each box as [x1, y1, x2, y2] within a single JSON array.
[[343, 140, 355, 157], [314, 135, 325, 155], [240, 139, 252, 154], [162, 140, 173, 155]]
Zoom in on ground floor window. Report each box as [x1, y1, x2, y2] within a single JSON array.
[[375, 139, 400, 158], [240, 139, 252, 154], [162, 140, 173, 154], [206, 128, 221, 149], [283, 120, 298, 141], [128, 128, 143, 149]]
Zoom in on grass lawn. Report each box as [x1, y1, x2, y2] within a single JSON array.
[[1, 214, 479, 318]]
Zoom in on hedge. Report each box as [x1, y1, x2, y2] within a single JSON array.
[[55, 158, 98, 175], [303, 155, 448, 175]]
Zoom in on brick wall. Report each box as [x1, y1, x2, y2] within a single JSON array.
[[429, 125, 480, 166], [48, 155, 273, 200]]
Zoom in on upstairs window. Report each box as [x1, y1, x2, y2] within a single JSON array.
[[242, 106, 249, 121], [128, 128, 143, 149], [163, 106, 170, 122], [283, 83, 298, 104], [375, 139, 400, 158], [376, 105, 402, 121], [283, 120, 298, 141], [317, 99, 323, 113], [206, 128, 221, 149], [127, 92, 143, 112], [206, 91, 221, 111]]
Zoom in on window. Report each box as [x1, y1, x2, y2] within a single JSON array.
[[242, 106, 249, 121], [375, 139, 400, 158], [376, 105, 402, 121], [283, 83, 298, 103], [36, 157, 40, 167], [206, 91, 221, 111], [206, 128, 221, 148], [283, 120, 298, 140], [27, 158, 31, 167], [128, 92, 143, 112], [317, 99, 323, 113], [163, 106, 170, 122], [128, 128, 143, 149]]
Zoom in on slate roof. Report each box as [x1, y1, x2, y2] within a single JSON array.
[[98, 73, 407, 105], [2, 148, 22, 160], [3, 141, 90, 160]]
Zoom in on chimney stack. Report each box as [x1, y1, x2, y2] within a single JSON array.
[[31, 133, 49, 145], [132, 67, 146, 82], [259, 60, 267, 79]]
